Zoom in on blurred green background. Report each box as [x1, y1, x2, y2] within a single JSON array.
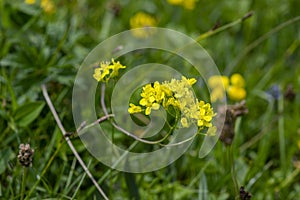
[[0, 0, 300, 199]]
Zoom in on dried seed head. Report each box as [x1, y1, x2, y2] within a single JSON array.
[[218, 101, 248, 145], [17, 143, 34, 167]]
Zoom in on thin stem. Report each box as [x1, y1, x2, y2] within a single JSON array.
[[41, 84, 109, 200], [195, 11, 253, 42], [164, 11, 253, 62], [20, 167, 27, 200], [227, 145, 239, 199], [78, 114, 115, 134], [278, 90, 286, 175]]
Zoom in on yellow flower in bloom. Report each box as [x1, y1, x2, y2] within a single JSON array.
[[208, 75, 229, 102], [128, 103, 143, 114], [227, 86, 246, 101], [25, 0, 36, 4], [181, 117, 189, 128], [25, 0, 55, 13], [167, 0, 197, 10], [208, 75, 229, 90], [208, 73, 246, 102], [128, 76, 216, 131], [41, 0, 55, 13], [210, 87, 225, 103], [130, 12, 157, 38], [230, 73, 245, 88], [93, 59, 126, 83], [197, 101, 215, 128]]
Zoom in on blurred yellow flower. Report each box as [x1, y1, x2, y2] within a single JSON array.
[[182, 0, 196, 10], [208, 73, 246, 102], [25, 0, 36, 4], [227, 86, 247, 101], [167, 0, 182, 5], [230, 73, 245, 88], [167, 0, 196, 10], [41, 0, 55, 14], [208, 75, 229, 89], [24, 0, 55, 13], [130, 12, 157, 38]]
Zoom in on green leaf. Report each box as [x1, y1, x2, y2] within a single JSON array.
[[13, 101, 45, 127], [198, 173, 208, 200], [0, 147, 16, 174], [124, 172, 140, 200]]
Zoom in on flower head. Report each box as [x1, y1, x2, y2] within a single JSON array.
[[208, 73, 246, 102], [93, 59, 126, 83], [128, 76, 216, 132], [41, 0, 55, 13], [130, 12, 157, 38]]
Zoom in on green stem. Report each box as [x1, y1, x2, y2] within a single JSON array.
[[25, 140, 64, 200], [20, 167, 27, 200], [227, 145, 239, 199], [278, 90, 286, 175], [195, 11, 253, 42]]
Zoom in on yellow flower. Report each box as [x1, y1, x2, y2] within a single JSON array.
[[93, 59, 126, 82], [208, 73, 246, 102], [25, 0, 36, 4], [181, 117, 189, 128], [208, 75, 229, 102], [208, 75, 229, 89], [130, 12, 157, 38], [167, 0, 183, 6], [128, 76, 216, 131], [197, 100, 216, 128], [210, 87, 226, 103], [41, 0, 55, 14], [230, 73, 245, 88], [182, 0, 196, 10], [227, 86, 246, 101], [167, 0, 197, 10], [128, 103, 143, 114]]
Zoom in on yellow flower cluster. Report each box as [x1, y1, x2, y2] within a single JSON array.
[[167, 0, 197, 10], [25, 0, 55, 14], [208, 73, 246, 102], [130, 12, 157, 38], [128, 76, 216, 129], [93, 59, 126, 83]]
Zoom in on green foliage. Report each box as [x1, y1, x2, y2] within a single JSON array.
[[0, 0, 300, 199]]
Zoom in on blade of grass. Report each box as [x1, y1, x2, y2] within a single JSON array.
[[226, 15, 300, 74]]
